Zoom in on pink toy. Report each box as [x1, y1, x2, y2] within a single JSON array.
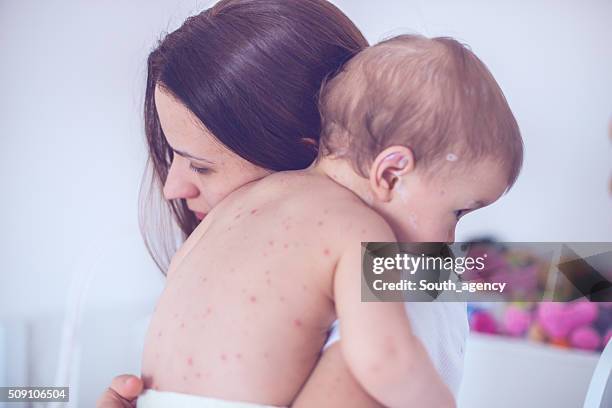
[[537, 302, 598, 341], [471, 310, 497, 334], [503, 305, 532, 337], [569, 327, 601, 351]]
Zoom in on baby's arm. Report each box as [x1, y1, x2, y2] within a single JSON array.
[[292, 342, 383, 408], [334, 222, 455, 408]]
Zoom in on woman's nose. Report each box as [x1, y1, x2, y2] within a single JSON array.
[[162, 160, 200, 201]]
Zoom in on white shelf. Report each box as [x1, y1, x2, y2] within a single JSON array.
[[458, 333, 600, 408]]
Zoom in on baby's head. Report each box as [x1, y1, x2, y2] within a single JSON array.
[[318, 34, 523, 242]]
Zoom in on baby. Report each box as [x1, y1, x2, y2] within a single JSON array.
[[139, 34, 523, 407]]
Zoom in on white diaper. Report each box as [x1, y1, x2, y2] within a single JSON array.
[[137, 390, 285, 408]]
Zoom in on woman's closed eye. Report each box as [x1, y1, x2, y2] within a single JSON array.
[[189, 163, 211, 174]]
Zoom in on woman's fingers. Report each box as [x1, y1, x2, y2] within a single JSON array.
[[96, 375, 143, 408]]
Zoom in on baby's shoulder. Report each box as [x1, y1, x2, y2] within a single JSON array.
[[277, 176, 396, 245], [324, 199, 397, 247]]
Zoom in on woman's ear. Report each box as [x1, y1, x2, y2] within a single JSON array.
[[369, 146, 415, 202]]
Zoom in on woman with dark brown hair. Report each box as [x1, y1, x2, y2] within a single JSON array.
[[97, 1, 465, 406]]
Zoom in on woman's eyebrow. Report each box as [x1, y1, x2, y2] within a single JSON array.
[[172, 148, 214, 164]]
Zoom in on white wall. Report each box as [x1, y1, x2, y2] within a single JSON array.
[[0, 0, 610, 406], [0, 0, 219, 320]]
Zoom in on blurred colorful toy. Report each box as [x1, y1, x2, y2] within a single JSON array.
[[464, 240, 611, 352], [468, 300, 612, 352], [471, 310, 498, 334], [503, 304, 532, 337]]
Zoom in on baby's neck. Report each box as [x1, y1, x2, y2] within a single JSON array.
[[308, 156, 374, 206]]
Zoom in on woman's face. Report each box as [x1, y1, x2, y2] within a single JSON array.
[[154, 85, 273, 221]]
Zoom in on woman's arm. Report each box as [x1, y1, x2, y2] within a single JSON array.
[[292, 342, 383, 408]]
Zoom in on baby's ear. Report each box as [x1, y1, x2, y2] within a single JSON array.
[[369, 146, 415, 202]]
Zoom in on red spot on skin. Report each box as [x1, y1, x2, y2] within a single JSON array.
[[251, 209, 258, 215], [265, 270, 270, 275], [263, 252, 268, 257], [173, 313, 179, 319], [235, 213, 241, 219], [266, 278, 272, 286], [221, 354, 227, 361], [302, 285, 307, 291], [440, 189, 446, 196], [206, 306, 213, 315], [263, 352, 269, 359], [279, 296, 285, 302], [227, 226, 232, 231], [195, 372, 202, 378], [317, 221, 324, 226], [182, 375, 188, 381], [250, 296, 257, 303], [235, 353, 242, 359], [294, 319, 303, 327], [268, 240, 274, 246], [283, 243, 289, 249], [201, 277, 207, 283], [323, 210, 329, 215], [323, 248, 330, 256], [285, 225, 291, 231], [361, 229, 367, 234], [157, 330, 162, 337], [187, 357, 193, 366], [180, 322, 185, 329]]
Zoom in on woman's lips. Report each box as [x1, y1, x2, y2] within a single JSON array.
[[194, 212, 206, 221]]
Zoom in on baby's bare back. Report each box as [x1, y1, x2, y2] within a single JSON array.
[[141, 171, 370, 405]]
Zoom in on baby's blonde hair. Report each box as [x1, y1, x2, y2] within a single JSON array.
[[318, 34, 523, 186]]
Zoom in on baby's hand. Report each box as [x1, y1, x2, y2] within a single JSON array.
[[96, 374, 143, 408]]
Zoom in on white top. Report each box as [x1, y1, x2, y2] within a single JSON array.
[[324, 301, 468, 397]]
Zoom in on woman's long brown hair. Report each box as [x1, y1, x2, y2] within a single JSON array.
[[140, 0, 368, 273]]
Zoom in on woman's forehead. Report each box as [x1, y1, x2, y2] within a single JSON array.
[[155, 86, 225, 156]]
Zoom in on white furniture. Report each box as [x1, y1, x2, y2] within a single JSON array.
[[583, 337, 612, 407], [458, 333, 600, 408]]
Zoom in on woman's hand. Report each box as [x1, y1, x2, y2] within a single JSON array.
[[96, 374, 143, 408]]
